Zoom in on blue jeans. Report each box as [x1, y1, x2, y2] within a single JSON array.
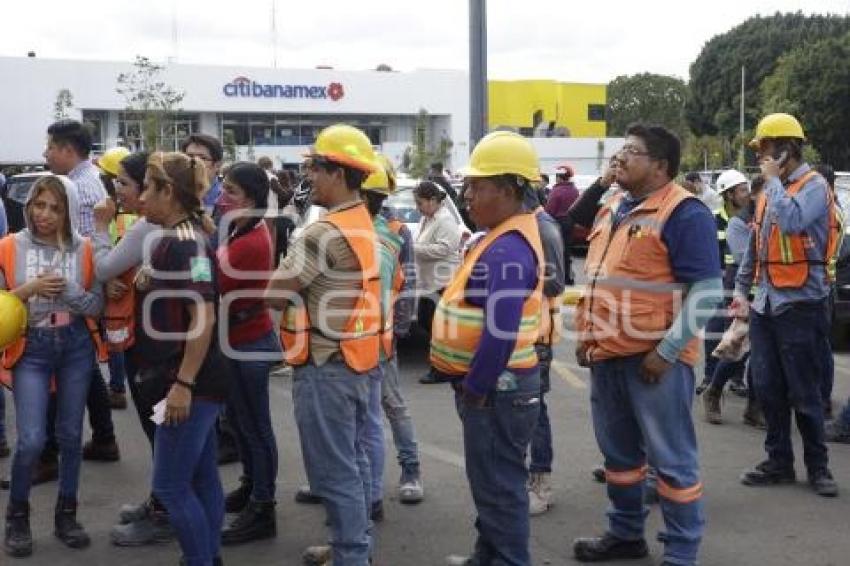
[[227, 331, 280, 502], [108, 351, 126, 393], [709, 354, 748, 391], [381, 356, 420, 468], [702, 308, 730, 383], [590, 355, 704, 566], [10, 319, 94, 503], [293, 361, 372, 566], [750, 302, 830, 473], [153, 400, 223, 566], [456, 369, 541, 566], [365, 364, 385, 504], [530, 345, 553, 473]]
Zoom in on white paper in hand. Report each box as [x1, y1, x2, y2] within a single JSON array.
[[150, 398, 167, 426]]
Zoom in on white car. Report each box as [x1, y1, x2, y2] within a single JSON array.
[[381, 176, 470, 241]]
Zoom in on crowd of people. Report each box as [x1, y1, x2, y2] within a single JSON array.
[[0, 111, 845, 566]]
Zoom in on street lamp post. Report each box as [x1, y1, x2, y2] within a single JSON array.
[[469, 0, 488, 147]]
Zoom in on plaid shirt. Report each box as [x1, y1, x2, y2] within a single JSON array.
[[68, 160, 107, 237]]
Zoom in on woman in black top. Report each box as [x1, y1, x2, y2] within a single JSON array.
[[137, 151, 228, 566]]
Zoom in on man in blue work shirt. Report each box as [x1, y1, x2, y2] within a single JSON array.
[[573, 124, 722, 566], [735, 113, 840, 497]]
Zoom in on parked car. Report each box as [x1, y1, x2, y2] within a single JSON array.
[[2, 171, 48, 233], [381, 175, 470, 241]]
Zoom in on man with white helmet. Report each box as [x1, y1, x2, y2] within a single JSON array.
[[700, 170, 751, 422]]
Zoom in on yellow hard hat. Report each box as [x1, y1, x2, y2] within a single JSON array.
[[749, 113, 805, 149], [96, 147, 131, 177], [362, 154, 395, 195], [461, 131, 541, 182], [308, 124, 378, 173], [0, 291, 27, 351]]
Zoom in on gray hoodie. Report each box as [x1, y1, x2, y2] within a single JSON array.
[[0, 175, 104, 325]]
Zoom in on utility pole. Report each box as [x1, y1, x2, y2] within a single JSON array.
[[469, 0, 488, 147], [739, 65, 745, 169], [271, 0, 278, 68]]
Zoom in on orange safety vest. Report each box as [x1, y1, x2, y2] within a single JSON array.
[[280, 203, 381, 373], [0, 235, 108, 389], [753, 170, 841, 289], [576, 183, 700, 366], [429, 212, 545, 376], [103, 268, 136, 352], [380, 219, 406, 359]]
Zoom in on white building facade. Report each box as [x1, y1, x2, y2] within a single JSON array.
[[0, 56, 471, 169]]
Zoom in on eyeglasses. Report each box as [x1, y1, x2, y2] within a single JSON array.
[[620, 146, 651, 157], [185, 152, 214, 163]]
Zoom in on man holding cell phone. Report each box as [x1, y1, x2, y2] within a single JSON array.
[[735, 113, 843, 497]]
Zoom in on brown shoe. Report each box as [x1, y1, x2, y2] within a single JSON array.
[[82, 439, 121, 462], [703, 387, 723, 425], [109, 391, 128, 410]]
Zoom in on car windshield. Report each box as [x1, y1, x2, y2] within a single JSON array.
[[6, 178, 37, 204], [383, 188, 422, 224]]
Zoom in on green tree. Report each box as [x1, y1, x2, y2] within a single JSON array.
[[759, 33, 850, 168], [53, 89, 74, 120], [686, 12, 850, 137], [607, 73, 688, 137], [403, 109, 453, 178], [116, 55, 185, 150]]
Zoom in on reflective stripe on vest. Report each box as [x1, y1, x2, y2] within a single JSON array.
[[279, 202, 381, 373], [753, 171, 841, 289], [605, 464, 649, 486], [537, 295, 563, 346], [429, 212, 544, 376], [0, 235, 107, 389], [576, 183, 700, 366]]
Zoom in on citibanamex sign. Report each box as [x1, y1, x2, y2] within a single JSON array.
[[223, 76, 345, 101]]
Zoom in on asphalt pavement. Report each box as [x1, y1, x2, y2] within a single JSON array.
[[3, 289, 850, 565]]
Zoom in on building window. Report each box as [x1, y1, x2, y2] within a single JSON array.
[[588, 104, 606, 122], [82, 111, 107, 152], [118, 112, 199, 151]]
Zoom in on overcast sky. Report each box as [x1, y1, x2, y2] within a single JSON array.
[[2, 1, 848, 83]]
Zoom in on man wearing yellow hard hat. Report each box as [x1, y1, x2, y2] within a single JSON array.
[[0, 290, 27, 458], [735, 113, 842, 497], [266, 124, 381, 566], [432, 132, 545, 566]]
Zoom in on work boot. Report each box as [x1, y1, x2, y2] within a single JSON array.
[[118, 498, 154, 525], [32, 450, 59, 485], [109, 390, 128, 410], [82, 438, 121, 462], [225, 477, 253, 514], [808, 469, 839, 498], [4, 500, 32, 558], [528, 472, 553, 516], [110, 508, 174, 546], [573, 532, 649, 562], [54, 497, 90, 549], [741, 460, 796, 486], [221, 500, 276, 545], [302, 545, 332, 565], [702, 386, 723, 425], [0, 438, 9, 459], [398, 463, 424, 504], [294, 485, 322, 505], [370, 499, 384, 522], [742, 400, 766, 429]]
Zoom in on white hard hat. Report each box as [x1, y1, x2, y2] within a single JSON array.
[[715, 170, 749, 194]]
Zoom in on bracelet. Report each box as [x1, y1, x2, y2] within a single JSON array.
[[174, 378, 195, 391]]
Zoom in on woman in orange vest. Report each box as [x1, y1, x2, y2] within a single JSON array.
[[1, 175, 105, 558]]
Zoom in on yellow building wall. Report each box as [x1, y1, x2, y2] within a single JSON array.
[[488, 80, 607, 138]]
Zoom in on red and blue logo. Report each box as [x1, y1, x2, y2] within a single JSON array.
[[223, 76, 344, 101]]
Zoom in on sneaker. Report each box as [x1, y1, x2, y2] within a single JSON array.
[[445, 555, 475, 565], [221, 500, 276, 545], [808, 469, 839, 498], [294, 485, 322, 505], [109, 390, 128, 410], [110, 512, 174, 546], [302, 545, 332, 565], [419, 371, 441, 385], [82, 439, 120, 462], [528, 472, 552, 516], [398, 464, 424, 504], [573, 532, 649, 562], [741, 460, 796, 486], [118, 500, 151, 525], [825, 421, 850, 444]]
